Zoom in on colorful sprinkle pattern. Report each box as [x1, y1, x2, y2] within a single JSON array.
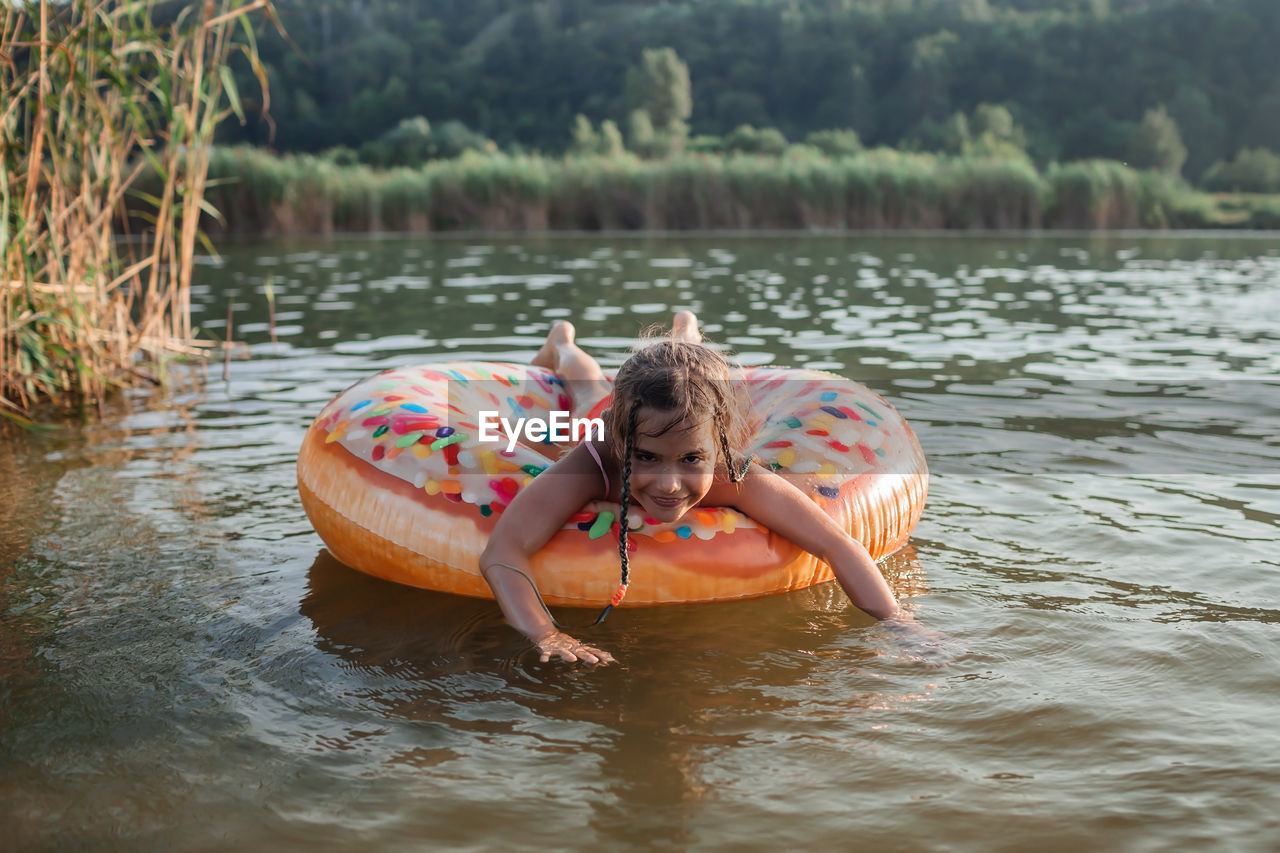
[[311, 362, 916, 543]]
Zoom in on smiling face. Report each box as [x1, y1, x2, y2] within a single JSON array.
[[627, 406, 718, 524]]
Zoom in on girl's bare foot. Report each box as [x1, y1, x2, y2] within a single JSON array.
[[529, 321, 609, 417], [671, 310, 701, 344], [531, 320, 576, 369]]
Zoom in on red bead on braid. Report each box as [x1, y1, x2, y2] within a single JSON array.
[[593, 587, 626, 626]]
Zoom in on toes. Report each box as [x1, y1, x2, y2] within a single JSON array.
[[671, 310, 700, 342], [548, 320, 576, 345]]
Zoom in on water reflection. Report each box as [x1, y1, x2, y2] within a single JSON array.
[[298, 544, 938, 846], [6, 233, 1280, 848]]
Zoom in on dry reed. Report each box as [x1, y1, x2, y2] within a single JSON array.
[[1, 0, 274, 420]]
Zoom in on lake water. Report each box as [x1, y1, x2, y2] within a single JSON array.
[[2, 233, 1278, 850]]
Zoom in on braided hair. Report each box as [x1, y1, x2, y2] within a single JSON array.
[[593, 339, 749, 624]]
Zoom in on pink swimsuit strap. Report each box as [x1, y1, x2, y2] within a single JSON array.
[[584, 441, 610, 496]]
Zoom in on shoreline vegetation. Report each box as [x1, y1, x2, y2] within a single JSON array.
[[1, 0, 272, 420], [7, 2, 1280, 420], [191, 146, 1280, 237]]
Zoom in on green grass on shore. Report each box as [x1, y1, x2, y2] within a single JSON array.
[[180, 146, 1278, 235]]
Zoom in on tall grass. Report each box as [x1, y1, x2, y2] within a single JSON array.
[[2, 0, 273, 419], [941, 157, 1043, 229], [198, 146, 1266, 235]]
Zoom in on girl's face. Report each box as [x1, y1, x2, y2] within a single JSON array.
[[628, 406, 718, 523]]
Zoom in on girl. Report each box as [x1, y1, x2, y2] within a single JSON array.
[[479, 312, 937, 665]]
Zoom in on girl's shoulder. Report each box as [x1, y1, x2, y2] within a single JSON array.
[[554, 439, 618, 499], [573, 435, 623, 468], [700, 458, 762, 507]]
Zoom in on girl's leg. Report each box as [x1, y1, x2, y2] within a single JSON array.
[[531, 321, 611, 418]]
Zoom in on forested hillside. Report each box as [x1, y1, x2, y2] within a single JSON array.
[[222, 0, 1278, 180]]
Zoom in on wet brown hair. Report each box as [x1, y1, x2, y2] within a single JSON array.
[[594, 338, 751, 623]]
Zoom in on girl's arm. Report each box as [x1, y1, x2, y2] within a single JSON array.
[[724, 465, 954, 663], [721, 465, 902, 619], [478, 442, 615, 665]]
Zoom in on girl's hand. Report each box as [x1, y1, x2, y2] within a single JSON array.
[[881, 614, 958, 666], [534, 630, 616, 665]]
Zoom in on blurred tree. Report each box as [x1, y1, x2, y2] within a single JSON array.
[[805, 128, 864, 157], [687, 134, 725, 154], [625, 47, 693, 148], [912, 103, 1027, 159], [970, 103, 1017, 142], [324, 146, 361, 166], [714, 91, 771, 129], [894, 30, 960, 135], [967, 102, 1029, 157], [1166, 85, 1227, 179], [810, 63, 877, 141], [1241, 86, 1280, 152], [357, 116, 492, 166], [600, 121, 626, 157], [433, 120, 495, 158], [626, 109, 661, 158], [569, 115, 626, 157], [569, 114, 601, 156], [1202, 148, 1280, 192], [942, 112, 970, 154], [1060, 108, 1135, 162], [1128, 106, 1187, 175], [212, 0, 1280, 170], [362, 116, 433, 167], [624, 108, 655, 153], [723, 124, 788, 155]]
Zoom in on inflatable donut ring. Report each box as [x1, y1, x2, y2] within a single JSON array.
[[297, 362, 928, 607]]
